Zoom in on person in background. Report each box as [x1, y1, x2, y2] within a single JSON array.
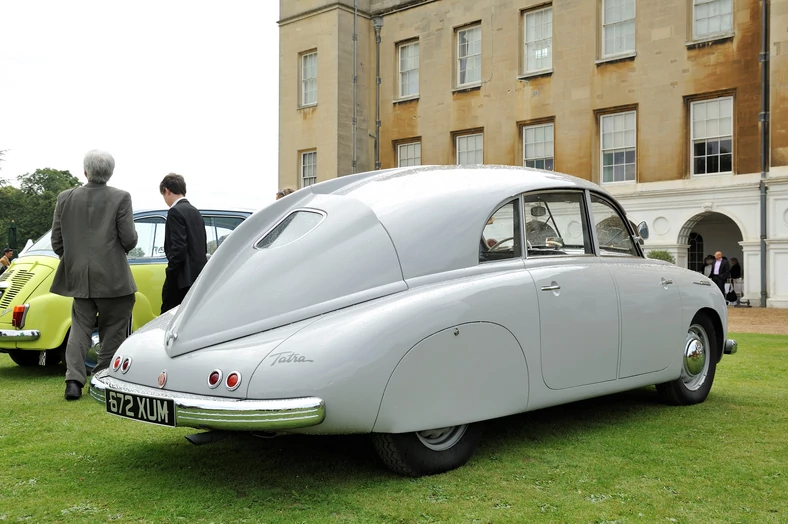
[[702, 255, 715, 277], [50, 150, 138, 401], [710, 251, 730, 295], [730, 257, 742, 280], [159, 173, 208, 314], [0, 248, 13, 274], [276, 188, 294, 200]]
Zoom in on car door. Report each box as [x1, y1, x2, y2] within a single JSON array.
[[589, 194, 683, 378], [128, 214, 168, 323], [523, 191, 620, 390]]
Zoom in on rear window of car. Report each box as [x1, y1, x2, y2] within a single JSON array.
[[256, 210, 324, 249]]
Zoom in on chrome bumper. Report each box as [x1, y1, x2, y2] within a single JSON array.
[[89, 371, 325, 431], [724, 338, 738, 355], [0, 329, 41, 342]]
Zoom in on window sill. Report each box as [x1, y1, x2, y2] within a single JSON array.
[[393, 96, 419, 105], [452, 83, 482, 94], [690, 172, 734, 177], [595, 52, 636, 66], [601, 180, 637, 186], [517, 69, 553, 81], [298, 103, 317, 110], [685, 33, 734, 49]]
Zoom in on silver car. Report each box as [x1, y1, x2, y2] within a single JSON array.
[[90, 165, 737, 477]]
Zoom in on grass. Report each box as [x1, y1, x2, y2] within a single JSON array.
[[1, 332, 786, 523]]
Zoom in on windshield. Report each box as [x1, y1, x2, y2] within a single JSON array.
[[21, 230, 56, 257]]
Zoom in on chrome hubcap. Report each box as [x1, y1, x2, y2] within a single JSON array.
[[682, 324, 709, 391], [416, 425, 468, 451]]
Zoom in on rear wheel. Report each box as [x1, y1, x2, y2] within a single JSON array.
[[656, 314, 718, 405], [372, 423, 483, 477], [8, 349, 62, 367]]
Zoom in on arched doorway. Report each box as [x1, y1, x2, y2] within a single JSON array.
[[678, 212, 743, 274]]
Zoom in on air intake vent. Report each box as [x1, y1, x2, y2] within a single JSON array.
[[0, 270, 34, 309]]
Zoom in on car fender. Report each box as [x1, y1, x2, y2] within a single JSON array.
[[12, 282, 72, 351], [372, 322, 529, 434]]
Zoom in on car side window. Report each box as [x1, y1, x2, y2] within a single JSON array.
[[204, 216, 245, 255], [590, 195, 639, 257], [523, 192, 592, 257], [128, 217, 166, 259], [480, 199, 521, 263]]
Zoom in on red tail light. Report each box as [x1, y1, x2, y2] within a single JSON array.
[[12, 304, 29, 329], [121, 357, 132, 373], [112, 356, 123, 372], [207, 370, 222, 389], [226, 372, 241, 391]]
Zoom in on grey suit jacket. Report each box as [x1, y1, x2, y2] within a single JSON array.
[[50, 182, 139, 298]]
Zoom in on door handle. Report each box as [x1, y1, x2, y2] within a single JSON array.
[[541, 284, 561, 291], [661, 278, 674, 286]]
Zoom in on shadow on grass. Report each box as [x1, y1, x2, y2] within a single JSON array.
[[0, 360, 66, 379], [96, 386, 674, 495]]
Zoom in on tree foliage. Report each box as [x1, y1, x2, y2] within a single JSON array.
[[0, 168, 82, 249], [647, 249, 676, 264]]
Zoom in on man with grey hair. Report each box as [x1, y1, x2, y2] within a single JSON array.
[[50, 149, 138, 400]]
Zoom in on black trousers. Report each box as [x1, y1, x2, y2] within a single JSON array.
[[161, 279, 189, 314], [711, 275, 725, 295]]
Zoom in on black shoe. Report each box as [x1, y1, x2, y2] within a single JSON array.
[[65, 380, 83, 401]]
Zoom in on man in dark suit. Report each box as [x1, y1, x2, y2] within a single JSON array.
[[159, 173, 207, 314], [51, 150, 138, 400], [710, 251, 730, 295]]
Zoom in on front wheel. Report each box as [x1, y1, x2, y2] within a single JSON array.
[[372, 423, 483, 477], [656, 314, 718, 405]]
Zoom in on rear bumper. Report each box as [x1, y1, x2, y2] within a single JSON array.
[[0, 329, 41, 342], [89, 371, 326, 431], [724, 338, 738, 355]]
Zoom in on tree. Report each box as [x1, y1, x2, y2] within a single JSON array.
[[0, 168, 82, 249], [647, 250, 676, 264]]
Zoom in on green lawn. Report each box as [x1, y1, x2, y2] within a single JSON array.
[[1, 333, 786, 523]]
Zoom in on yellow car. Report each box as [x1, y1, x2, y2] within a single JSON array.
[[0, 208, 250, 368]]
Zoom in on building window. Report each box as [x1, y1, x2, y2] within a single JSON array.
[[398, 41, 419, 98], [691, 97, 733, 176], [300, 52, 317, 106], [456, 133, 483, 165], [523, 123, 554, 170], [602, 0, 636, 57], [300, 151, 317, 187], [524, 7, 553, 73], [688, 232, 705, 273], [457, 25, 481, 86], [600, 111, 637, 183], [693, 0, 733, 39], [397, 142, 421, 167]]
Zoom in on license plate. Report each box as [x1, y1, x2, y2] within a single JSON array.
[[105, 390, 176, 427]]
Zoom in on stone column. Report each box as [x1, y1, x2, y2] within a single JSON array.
[[739, 241, 761, 305]]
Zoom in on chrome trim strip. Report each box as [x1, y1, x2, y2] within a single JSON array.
[[0, 329, 41, 341], [692, 280, 712, 286], [89, 372, 325, 431]]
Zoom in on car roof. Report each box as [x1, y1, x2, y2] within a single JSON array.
[[303, 165, 620, 279], [133, 207, 255, 216]]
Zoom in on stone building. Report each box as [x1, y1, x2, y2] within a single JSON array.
[[278, 0, 788, 307]]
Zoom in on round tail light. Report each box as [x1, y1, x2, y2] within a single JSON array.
[[121, 357, 132, 374], [112, 356, 123, 372], [226, 372, 241, 391], [207, 370, 222, 389]]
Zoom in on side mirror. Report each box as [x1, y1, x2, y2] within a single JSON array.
[[637, 221, 649, 240]]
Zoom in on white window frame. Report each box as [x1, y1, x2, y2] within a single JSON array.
[[600, 110, 637, 184], [397, 142, 421, 167], [523, 6, 553, 74], [300, 51, 318, 107], [456, 133, 484, 165], [692, 0, 733, 40], [690, 96, 734, 177], [602, 0, 636, 57], [456, 25, 482, 87], [523, 122, 555, 170], [300, 151, 317, 187], [398, 41, 419, 99]]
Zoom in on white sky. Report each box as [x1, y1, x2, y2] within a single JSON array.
[[0, 1, 279, 212]]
